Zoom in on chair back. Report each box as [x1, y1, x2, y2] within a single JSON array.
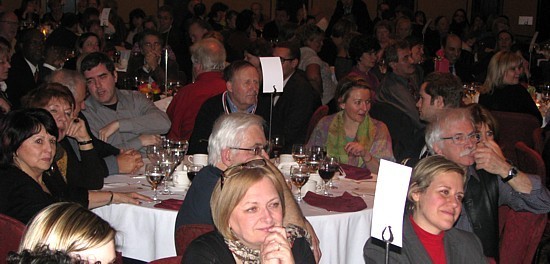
[[514, 141, 546, 185], [490, 111, 540, 164], [499, 205, 547, 264], [175, 224, 214, 256], [0, 214, 25, 263], [148, 256, 183, 264], [305, 105, 329, 143]]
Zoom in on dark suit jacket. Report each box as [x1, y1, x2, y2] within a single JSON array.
[[326, 0, 373, 36], [126, 54, 181, 84], [187, 93, 272, 155], [272, 70, 321, 153], [5, 53, 41, 109], [364, 216, 487, 263]]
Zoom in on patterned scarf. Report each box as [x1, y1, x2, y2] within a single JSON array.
[[224, 224, 312, 263], [326, 111, 375, 167], [54, 143, 68, 181]]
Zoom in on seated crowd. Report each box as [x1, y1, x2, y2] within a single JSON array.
[[1, 0, 550, 263]]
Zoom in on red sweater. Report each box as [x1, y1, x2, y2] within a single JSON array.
[[166, 72, 226, 140], [410, 215, 446, 264]]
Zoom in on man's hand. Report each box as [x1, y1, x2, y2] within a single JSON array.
[[117, 149, 144, 174], [473, 142, 509, 177], [99, 121, 120, 142], [144, 49, 161, 72], [139, 134, 161, 147]]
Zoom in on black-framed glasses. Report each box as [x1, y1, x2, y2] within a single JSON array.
[[220, 159, 267, 189], [440, 132, 481, 145], [279, 57, 295, 64], [229, 144, 269, 156]]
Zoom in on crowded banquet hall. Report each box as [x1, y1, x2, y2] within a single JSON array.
[[1, 0, 550, 263]]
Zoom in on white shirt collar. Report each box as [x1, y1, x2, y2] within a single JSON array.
[[24, 58, 38, 74]]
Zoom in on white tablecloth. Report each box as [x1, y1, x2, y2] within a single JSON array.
[[93, 174, 376, 263]]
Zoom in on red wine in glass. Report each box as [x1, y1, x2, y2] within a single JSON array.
[[319, 165, 338, 182], [187, 171, 197, 181]]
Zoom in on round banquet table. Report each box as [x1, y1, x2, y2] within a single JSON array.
[[92, 173, 376, 263]]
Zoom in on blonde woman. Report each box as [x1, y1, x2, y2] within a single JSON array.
[[478, 51, 542, 124], [364, 156, 487, 263], [19, 202, 117, 264], [183, 159, 315, 263]]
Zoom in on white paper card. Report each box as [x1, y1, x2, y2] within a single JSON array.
[[371, 159, 412, 247], [100, 8, 111, 27], [259, 57, 284, 94]]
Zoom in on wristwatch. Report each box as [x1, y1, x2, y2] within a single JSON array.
[[502, 165, 518, 183]]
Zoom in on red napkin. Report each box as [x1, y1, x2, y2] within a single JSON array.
[[339, 164, 372, 180], [303, 191, 368, 212], [154, 199, 184, 210]]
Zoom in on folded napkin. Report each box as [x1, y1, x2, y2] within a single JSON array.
[[303, 192, 368, 212], [340, 164, 372, 180], [154, 198, 183, 210]]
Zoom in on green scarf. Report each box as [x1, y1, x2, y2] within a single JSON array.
[[326, 111, 375, 167]]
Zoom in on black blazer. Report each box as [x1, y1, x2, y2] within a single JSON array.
[[5, 52, 41, 109]]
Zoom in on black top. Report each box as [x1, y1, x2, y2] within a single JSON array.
[[0, 165, 88, 224], [479, 84, 543, 125], [183, 231, 315, 264]]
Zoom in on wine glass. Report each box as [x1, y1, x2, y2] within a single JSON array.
[[290, 165, 310, 202], [145, 163, 164, 202], [146, 145, 162, 164], [170, 140, 188, 164], [319, 156, 339, 196], [292, 144, 307, 165], [159, 151, 176, 195], [187, 164, 203, 182], [270, 135, 285, 161], [307, 146, 324, 172]]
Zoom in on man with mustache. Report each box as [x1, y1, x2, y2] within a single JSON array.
[[187, 60, 271, 154], [425, 108, 550, 259]]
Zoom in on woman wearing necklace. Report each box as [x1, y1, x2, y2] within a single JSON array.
[[306, 76, 394, 173], [183, 158, 315, 263]]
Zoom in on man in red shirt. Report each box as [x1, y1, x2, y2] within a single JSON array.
[[166, 38, 226, 140]]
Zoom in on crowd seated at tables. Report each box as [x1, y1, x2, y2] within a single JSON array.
[[1, 0, 550, 263]]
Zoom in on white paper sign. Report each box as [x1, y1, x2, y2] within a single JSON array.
[[371, 159, 412, 247], [259, 57, 284, 94], [100, 8, 111, 27]]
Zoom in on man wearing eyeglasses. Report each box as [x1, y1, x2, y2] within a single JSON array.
[[426, 108, 550, 259], [176, 113, 321, 262], [126, 30, 180, 86]]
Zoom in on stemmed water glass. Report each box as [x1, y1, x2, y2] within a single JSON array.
[[307, 145, 325, 172], [146, 145, 162, 164], [292, 144, 307, 165], [318, 156, 339, 196], [270, 135, 284, 161], [158, 150, 176, 195], [145, 163, 164, 202], [290, 165, 310, 202]]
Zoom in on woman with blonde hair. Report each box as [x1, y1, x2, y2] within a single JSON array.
[[183, 158, 315, 263], [478, 51, 542, 124], [19, 202, 116, 264], [364, 155, 487, 263]]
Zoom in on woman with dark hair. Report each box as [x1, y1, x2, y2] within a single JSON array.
[[330, 19, 358, 81], [0, 109, 150, 224], [14, 0, 40, 29], [126, 8, 146, 46], [347, 34, 381, 95], [63, 32, 101, 71], [450, 9, 469, 37], [243, 38, 273, 78], [364, 156, 487, 263], [207, 2, 228, 32], [307, 76, 394, 173]]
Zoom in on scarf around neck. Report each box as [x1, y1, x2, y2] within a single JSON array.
[[327, 111, 375, 167]]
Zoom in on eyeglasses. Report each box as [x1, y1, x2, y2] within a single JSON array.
[[220, 159, 267, 189], [229, 144, 269, 156], [279, 57, 295, 64], [440, 132, 481, 145]]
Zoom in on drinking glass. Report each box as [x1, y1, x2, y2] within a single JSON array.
[[541, 84, 550, 104], [270, 135, 285, 160], [290, 165, 310, 202], [159, 151, 176, 195], [187, 164, 203, 182], [146, 145, 162, 164], [170, 140, 189, 163], [318, 157, 339, 196], [292, 144, 307, 165], [307, 146, 324, 172], [145, 163, 164, 202]]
